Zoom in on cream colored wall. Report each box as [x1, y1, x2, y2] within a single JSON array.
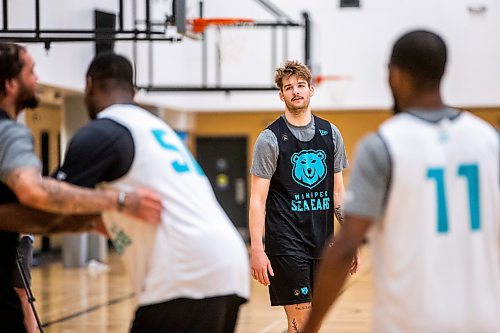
[[194, 108, 500, 183]]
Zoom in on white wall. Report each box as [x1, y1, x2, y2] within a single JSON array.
[[3, 0, 499, 111]]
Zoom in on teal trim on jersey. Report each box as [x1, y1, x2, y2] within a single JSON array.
[[291, 149, 327, 190], [458, 164, 481, 231], [427, 168, 449, 233], [152, 129, 204, 175], [427, 163, 481, 234]]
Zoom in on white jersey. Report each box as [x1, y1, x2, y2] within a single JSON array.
[[99, 104, 249, 306], [371, 112, 500, 333]]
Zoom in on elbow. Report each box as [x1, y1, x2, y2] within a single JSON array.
[[16, 187, 46, 210]]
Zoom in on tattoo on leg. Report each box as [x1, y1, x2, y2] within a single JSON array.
[[334, 205, 345, 226], [291, 318, 301, 333], [294, 304, 312, 311]]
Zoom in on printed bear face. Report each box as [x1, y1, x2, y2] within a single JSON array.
[[291, 149, 327, 189]]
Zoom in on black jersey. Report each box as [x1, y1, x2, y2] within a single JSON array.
[[265, 115, 335, 259]]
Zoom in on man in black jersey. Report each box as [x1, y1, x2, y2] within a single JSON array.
[[249, 60, 359, 332]]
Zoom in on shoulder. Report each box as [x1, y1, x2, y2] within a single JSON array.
[[0, 120, 32, 142], [329, 122, 342, 137], [71, 118, 132, 147], [326, 122, 345, 151], [355, 132, 391, 174], [255, 128, 278, 148], [357, 132, 388, 155]]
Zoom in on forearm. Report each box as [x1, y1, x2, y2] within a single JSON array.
[[5, 167, 120, 215], [333, 172, 346, 226], [334, 203, 345, 226], [30, 177, 118, 214], [0, 203, 98, 234], [304, 238, 356, 332], [249, 200, 266, 251]]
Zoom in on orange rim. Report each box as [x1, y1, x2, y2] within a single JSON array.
[[187, 18, 255, 33], [313, 75, 351, 85]]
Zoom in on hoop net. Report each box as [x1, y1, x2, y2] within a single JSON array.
[[187, 18, 255, 34], [313, 74, 352, 104], [313, 75, 351, 85]]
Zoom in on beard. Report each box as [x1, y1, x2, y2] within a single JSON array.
[[19, 96, 39, 109], [17, 85, 39, 110], [285, 96, 309, 115]]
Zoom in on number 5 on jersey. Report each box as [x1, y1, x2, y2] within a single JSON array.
[[152, 129, 204, 175]]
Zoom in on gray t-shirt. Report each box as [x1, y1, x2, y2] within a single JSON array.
[[344, 107, 472, 221], [0, 118, 41, 183], [251, 115, 348, 179]]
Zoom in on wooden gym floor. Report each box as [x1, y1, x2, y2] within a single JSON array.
[[30, 247, 372, 333]]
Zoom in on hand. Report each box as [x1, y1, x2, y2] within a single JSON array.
[[349, 248, 361, 275], [251, 249, 274, 286], [124, 187, 163, 225]]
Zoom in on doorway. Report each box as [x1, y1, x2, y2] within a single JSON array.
[[196, 137, 248, 240]]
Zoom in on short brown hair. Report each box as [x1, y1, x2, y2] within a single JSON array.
[[274, 60, 312, 90]]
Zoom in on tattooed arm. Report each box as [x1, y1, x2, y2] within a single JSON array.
[[4, 167, 162, 223], [333, 171, 346, 226], [0, 203, 98, 234]]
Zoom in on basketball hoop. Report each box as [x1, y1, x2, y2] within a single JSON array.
[[187, 18, 255, 34], [313, 74, 352, 104], [313, 75, 351, 86]]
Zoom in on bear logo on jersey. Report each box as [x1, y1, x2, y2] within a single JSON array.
[[291, 149, 327, 189]]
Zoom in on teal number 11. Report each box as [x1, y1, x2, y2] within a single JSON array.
[[427, 164, 480, 233]]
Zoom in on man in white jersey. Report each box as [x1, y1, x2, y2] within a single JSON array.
[[0, 43, 162, 333], [53, 53, 249, 333], [303, 30, 500, 333]]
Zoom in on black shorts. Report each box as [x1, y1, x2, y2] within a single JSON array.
[[268, 255, 320, 306], [130, 294, 246, 333], [0, 285, 27, 333]]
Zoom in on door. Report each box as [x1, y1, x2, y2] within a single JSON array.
[[196, 137, 248, 239], [25, 104, 62, 253]]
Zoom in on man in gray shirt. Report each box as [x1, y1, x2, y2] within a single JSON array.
[[249, 60, 358, 332]]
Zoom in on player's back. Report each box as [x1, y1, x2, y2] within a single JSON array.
[[99, 104, 249, 307], [372, 111, 500, 333]]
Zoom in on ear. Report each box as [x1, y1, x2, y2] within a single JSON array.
[[279, 89, 285, 102], [291, 153, 299, 164], [5, 78, 18, 95], [85, 76, 93, 93], [309, 84, 315, 97], [389, 65, 405, 88], [316, 150, 325, 160]]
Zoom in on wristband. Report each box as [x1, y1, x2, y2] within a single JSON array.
[[117, 191, 127, 211]]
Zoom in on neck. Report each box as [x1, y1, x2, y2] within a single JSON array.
[[401, 89, 444, 111], [0, 98, 18, 119], [94, 91, 135, 115], [284, 108, 312, 126]]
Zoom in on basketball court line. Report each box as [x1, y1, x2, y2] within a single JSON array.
[[257, 266, 372, 333], [41, 293, 134, 328]]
